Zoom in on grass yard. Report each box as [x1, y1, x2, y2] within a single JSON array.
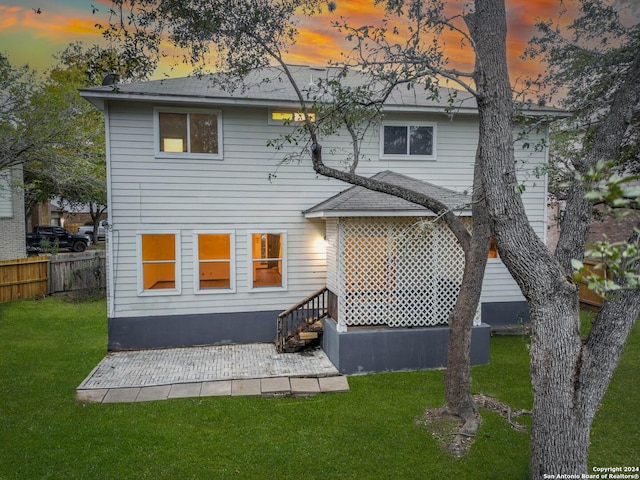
[[0, 298, 638, 479]]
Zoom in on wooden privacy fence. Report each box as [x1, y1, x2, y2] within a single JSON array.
[[0, 251, 106, 303], [48, 251, 106, 296], [578, 258, 605, 309], [0, 257, 49, 302]]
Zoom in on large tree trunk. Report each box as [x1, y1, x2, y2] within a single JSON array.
[[467, 1, 640, 478], [445, 147, 491, 425]]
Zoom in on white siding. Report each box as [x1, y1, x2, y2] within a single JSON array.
[[106, 102, 547, 318]]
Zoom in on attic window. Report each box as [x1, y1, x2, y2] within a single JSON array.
[[155, 108, 223, 159], [381, 123, 436, 160], [269, 109, 316, 125]]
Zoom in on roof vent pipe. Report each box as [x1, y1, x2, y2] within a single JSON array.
[[102, 73, 120, 86]]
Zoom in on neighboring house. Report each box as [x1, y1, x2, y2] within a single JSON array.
[[547, 198, 639, 254], [80, 66, 554, 374], [0, 165, 26, 261], [28, 199, 108, 235]]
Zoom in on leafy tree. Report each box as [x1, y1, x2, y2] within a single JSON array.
[[101, 0, 640, 477], [527, 0, 640, 294], [22, 42, 154, 242], [0, 55, 42, 172], [19, 44, 107, 243]]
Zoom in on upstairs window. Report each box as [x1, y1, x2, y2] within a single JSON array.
[[155, 108, 222, 159], [268, 109, 316, 125], [137, 232, 181, 295], [381, 123, 436, 160]]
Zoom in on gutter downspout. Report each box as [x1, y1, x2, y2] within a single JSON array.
[[543, 125, 550, 247], [104, 100, 116, 319]]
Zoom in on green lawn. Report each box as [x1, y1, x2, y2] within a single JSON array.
[[0, 298, 637, 479]]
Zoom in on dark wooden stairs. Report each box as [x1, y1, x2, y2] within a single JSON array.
[[277, 287, 329, 353], [280, 317, 324, 353]]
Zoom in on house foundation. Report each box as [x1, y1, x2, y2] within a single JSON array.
[[108, 310, 278, 350], [322, 317, 491, 374]]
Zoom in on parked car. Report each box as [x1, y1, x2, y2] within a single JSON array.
[[26, 226, 89, 253], [77, 220, 108, 242]]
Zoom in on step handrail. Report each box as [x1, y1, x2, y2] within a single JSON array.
[[277, 287, 329, 353], [277, 286, 329, 319]]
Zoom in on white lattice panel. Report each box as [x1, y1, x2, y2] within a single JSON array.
[[337, 217, 478, 328]]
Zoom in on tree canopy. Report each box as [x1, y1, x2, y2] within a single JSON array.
[[528, 0, 640, 293]]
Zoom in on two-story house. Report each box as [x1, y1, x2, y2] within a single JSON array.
[[80, 65, 552, 374]]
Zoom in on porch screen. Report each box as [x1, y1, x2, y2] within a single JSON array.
[[337, 217, 478, 328]]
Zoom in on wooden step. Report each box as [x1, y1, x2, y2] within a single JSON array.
[[298, 332, 318, 340]]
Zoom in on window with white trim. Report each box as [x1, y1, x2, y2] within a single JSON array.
[[137, 232, 181, 295], [155, 107, 223, 159], [194, 232, 235, 293], [268, 108, 316, 125], [381, 123, 436, 159], [249, 232, 287, 290]]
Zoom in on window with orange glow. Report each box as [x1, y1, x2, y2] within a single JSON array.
[[488, 236, 499, 258], [270, 110, 316, 123], [250, 232, 285, 288], [140, 233, 178, 292], [195, 233, 234, 291]]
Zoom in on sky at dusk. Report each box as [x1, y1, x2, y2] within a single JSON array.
[[0, 0, 638, 81]]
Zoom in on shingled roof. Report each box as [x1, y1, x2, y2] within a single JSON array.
[[81, 65, 565, 116], [80, 65, 478, 111], [303, 171, 471, 218]]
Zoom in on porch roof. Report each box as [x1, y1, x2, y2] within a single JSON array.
[[304, 171, 471, 218]]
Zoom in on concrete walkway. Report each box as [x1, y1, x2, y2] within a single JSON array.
[[76, 343, 348, 403]]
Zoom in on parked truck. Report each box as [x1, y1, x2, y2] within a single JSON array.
[[26, 226, 89, 253], [77, 219, 108, 243]]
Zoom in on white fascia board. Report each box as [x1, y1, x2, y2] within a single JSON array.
[[79, 90, 471, 113], [304, 209, 471, 219], [81, 96, 106, 111], [79, 90, 301, 109], [381, 105, 567, 117], [381, 105, 478, 115]]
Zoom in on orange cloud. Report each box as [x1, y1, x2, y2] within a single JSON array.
[[288, 28, 345, 65], [21, 10, 100, 40], [0, 6, 23, 32]]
